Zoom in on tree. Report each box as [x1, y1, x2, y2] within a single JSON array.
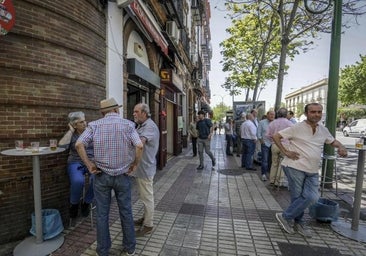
[[339, 55, 366, 105], [212, 102, 231, 122], [220, 5, 283, 101], [223, 0, 366, 110]]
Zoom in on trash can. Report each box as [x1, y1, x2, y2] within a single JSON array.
[[309, 198, 339, 222], [30, 209, 64, 240]]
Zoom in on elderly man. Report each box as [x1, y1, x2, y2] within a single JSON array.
[[267, 108, 294, 186], [257, 110, 275, 181], [76, 98, 143, 256], [273, 103, 347, 238], [132, 103, 159, 237], [240, 113, 257, 170]]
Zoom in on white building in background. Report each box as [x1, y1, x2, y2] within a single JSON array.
[[285, 78, 330, 119]]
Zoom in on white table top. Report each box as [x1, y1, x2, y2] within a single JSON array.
[[1, 147, 65, 156]]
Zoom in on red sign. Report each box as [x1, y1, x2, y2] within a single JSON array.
[[0, 0, 15, 36], [130, 1, 168, 56]]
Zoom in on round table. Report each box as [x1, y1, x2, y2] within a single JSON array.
[[1, 147, 66, 256], [331, 145, 366, 243]]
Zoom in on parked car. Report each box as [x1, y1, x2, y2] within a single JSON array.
[[342, 119, 366, 137]]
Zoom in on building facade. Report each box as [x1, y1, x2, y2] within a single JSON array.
[[285, 78, 328, 119], [0, 0, 212, 244]]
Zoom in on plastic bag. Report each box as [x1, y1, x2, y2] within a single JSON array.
[[30, 209, 64, 240]]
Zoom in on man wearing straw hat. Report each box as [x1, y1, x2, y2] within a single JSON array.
[[76, 97, 143, 256]]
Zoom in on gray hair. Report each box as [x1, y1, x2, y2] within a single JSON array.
[[140, 103, 151, 117], [276, 108, 288, 118], [68, 111, 85, 125]]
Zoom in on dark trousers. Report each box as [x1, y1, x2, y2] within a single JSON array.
[[192, 137, 197, 156], [225, 134, 232, 155]]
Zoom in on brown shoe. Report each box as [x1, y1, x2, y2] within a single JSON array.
[[134, 217, 144, 226], [136, 225, 153, 237]]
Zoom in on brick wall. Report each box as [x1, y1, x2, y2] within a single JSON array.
[[0, 0, 106, 244]]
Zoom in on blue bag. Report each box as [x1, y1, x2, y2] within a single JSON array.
[[309, 198, 339, 222], [30, 209, 64, 240]]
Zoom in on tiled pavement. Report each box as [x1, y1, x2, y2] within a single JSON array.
[[6, 134, 366, 256]]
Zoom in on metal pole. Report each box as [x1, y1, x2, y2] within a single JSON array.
[[323, 0, 342, 187]]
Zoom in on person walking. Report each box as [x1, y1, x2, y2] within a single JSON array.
[[196, 110, 216, 170], [59, 111, 94, 219], [188, 115, 199, 157], [267, 108, 294, 186], [257, 110, 275, 181], [240, 113, 257, 170], [273, 103, 347, 238], [131, 103, 159, 237], [76, 98, 143, 256], [224, 118, 234, 156]]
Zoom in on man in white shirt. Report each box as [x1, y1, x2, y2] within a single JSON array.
[[273, 103, 347, 238], [240, 113, 257, 170]]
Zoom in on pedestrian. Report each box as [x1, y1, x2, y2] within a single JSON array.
[[240, 113, 257, 170], [251, 108, 259, 127], [189, 115, 199, 157], [257, 110, 275, 181], [267, 108, 294, 186], [234, 113, 246, 157], [224, 118, 234, 156], [196, 110, 216, 170], [287, 110, 297, 124], [59, 111, 94, 219], [131, 103, 159, 237], [75, 97, 143, 256], [273, 103, 347, 238]]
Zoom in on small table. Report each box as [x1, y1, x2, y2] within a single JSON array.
[[331, 145, 366, 243], [1, 147, 66, 256]]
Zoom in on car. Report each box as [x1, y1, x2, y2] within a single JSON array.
[[342, 119, 366, 137]]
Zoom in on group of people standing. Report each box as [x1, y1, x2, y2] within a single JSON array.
[[59, 98, 159, 256], [188, 103, 348, 239]]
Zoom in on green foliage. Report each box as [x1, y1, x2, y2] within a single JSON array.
[[337, 107, 366, 121], [211, 103, 231, 122], [339, 55, 366, 105]]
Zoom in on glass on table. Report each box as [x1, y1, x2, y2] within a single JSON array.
[[49, 139, 57, 151], [30, 141, 40, 153], [355, 138, 364, 149], [15, 140, 24, 150]]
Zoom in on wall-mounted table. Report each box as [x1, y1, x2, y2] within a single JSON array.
[[1, 147, 66, 256], [331, 145, 366, 243]]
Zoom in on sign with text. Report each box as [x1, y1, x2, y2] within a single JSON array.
[[0, 0, 15, 35]]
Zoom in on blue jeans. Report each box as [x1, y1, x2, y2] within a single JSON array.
[[67, 162, 94, 204], [94, 172, 135, 256], [241, 139, 255, 168], [282, 166, 319, 224], [260, 144, 271, 175]]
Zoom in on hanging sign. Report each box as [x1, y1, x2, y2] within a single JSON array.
[[0, 0, 15, 36]]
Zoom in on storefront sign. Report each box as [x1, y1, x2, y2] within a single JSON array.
[[160, 69, 183, 93], [130, 1, 168, 56], [0, 0, 15, 35]]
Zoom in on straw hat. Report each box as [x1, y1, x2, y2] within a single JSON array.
[[99, 98, 122, 112]]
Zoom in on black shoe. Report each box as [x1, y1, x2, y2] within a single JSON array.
[[197, 165, 204, 170], [246, 168, 256, 171], [226, 153, 233, 156], [212, 158, 216, 167], [81, 202, 90, 217], [236, 154, 240, 157], [69, 204, 79, 218], [193, 154, 197, 157]]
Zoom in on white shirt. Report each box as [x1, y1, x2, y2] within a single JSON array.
[[279, 121, 335, 173], [240, 120, 257, 140]]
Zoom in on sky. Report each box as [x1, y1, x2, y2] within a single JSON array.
[[208, 0, 366, 110]]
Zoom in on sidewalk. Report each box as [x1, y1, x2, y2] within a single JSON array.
[[25, 134, 366, 255]]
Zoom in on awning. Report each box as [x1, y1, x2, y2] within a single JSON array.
[[127, 58, 160, 89]]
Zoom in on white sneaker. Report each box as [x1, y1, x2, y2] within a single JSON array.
[[262, 174, 267, 181]]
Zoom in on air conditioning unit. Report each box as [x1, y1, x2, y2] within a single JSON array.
[[116, 0, 134, 8], [166, 21, 180, 41]]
